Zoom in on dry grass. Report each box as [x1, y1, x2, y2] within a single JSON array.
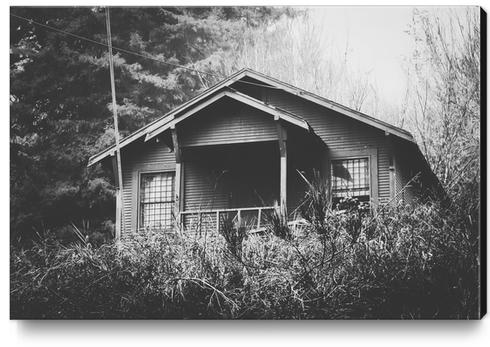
[[10, 176, 480, 319]]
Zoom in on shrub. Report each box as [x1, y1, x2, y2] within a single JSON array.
[[10, 195, 480, 319]]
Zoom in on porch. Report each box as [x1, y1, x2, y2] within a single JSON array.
[[178, 141, 280, 232], [137, 96, 328, 235], [180, 206, 276, 234], [173, 128, 327, 233]]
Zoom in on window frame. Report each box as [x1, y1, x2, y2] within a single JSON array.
[[331, 156, 370, 201], [137, 169, 176, 231], [330, 148, 378, 206]]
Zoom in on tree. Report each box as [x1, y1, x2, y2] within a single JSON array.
[[10, 6, 293, 243], [404, 8, 480, 202], [217, 11, 379, 114]]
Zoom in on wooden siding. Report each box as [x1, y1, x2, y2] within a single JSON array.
[[394, 156, 405, 202], [395, 142, 421, 203], [391, 137, 442, 205], [252, 88, 394, 205], [183, 142, 279, 211], [286, 126, 325, 215], [179, 99, 277, 148], [396, 158, 413, 203], [121, 139, 176, 233], [119, 81, 412, 234], [183, 152, 229, 211]]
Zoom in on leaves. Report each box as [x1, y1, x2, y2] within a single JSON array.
[[10, 7, 293, 242], [406, 8, 480, 196], [10, 199, 479, 319]]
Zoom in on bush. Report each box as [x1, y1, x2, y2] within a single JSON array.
[[10, 192, 480, 319]]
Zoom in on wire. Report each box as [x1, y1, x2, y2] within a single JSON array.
[[10, 12, 221, 78], [10, 12, 282, 89]]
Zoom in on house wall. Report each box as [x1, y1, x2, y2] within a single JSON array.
[[285, 126, 326, 216], [249, 88, 395, 205], [394, 155, 405, 203], [394, 140, 424, 203], [178, 99, 281, 212], [395, 153, 415, 203], [121, 139, 176, 233], [119, 84, 408, 234], [179, 99, 277, 148], [183, 142, 280, 211]]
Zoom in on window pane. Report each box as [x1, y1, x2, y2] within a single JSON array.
[[140, 172, 175, 229], [331, 158, 370, 199]]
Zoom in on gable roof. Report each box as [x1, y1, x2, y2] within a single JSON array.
[[233, 69, 414, 142], [144, 88, 311, 142], [88, 86, 311, 166], [88, 68, 415, 167]]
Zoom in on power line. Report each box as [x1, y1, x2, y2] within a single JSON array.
[[10, 12, 282, 90], [10, 12, 221, 78]]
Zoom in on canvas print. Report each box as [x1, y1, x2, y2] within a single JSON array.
[[10, 6, 483, 319]]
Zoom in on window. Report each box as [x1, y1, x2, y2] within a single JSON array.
[[139, 172, 175, 230], [331, 157, 370, 205]]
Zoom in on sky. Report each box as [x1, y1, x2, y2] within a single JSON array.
[[308, 7, 415, 104]]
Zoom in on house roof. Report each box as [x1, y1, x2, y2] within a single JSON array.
[[144, 88, 311, 142], [233, 69, 414, 142], [88, 68, 415, 167]]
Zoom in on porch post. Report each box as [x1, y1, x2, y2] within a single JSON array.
[[280, 155, 287, 210], [175, 162, 182, 212], [275, 117, 288, 213], [321, 145, 331, 198], [171, 125, 183, 225], [386, 133, 396, 201]]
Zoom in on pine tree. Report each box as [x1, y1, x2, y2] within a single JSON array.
[[10, 6, 293, 243]]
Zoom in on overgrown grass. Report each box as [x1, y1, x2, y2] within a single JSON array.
[[11, 183, 480, 319]]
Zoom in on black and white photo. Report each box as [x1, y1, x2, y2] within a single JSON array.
[[9, 5, 483, 320]]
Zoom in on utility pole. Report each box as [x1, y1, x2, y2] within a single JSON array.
[[105, 7, 124, 240]]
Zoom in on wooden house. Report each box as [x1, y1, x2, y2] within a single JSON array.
[[88, 69, 440, 238]]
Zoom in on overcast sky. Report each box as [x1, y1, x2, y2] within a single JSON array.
[[307, 7, 415, 104]]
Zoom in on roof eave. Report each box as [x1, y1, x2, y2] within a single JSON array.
[[237, 69, 415, 143], [143, 89, 310, 143], [87, 69, 252, 167], [88, 68, 416, 167]]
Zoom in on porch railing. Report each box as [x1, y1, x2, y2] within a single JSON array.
[[180, 206, 276, 233]]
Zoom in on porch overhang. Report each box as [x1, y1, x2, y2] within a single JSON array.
[[88, 68, 416, 168], [88, 87, 313, 167], [143, 89, 311, 142]]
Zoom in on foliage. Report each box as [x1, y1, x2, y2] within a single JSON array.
[[10, 6, 481, 320], [219, 216, 247, 259], [11, 189, 480, 319], [265, 205, 292, 241], [218, 11, 380, 114], [404, 8, 480, 199], [10, 7, 293, 244]]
